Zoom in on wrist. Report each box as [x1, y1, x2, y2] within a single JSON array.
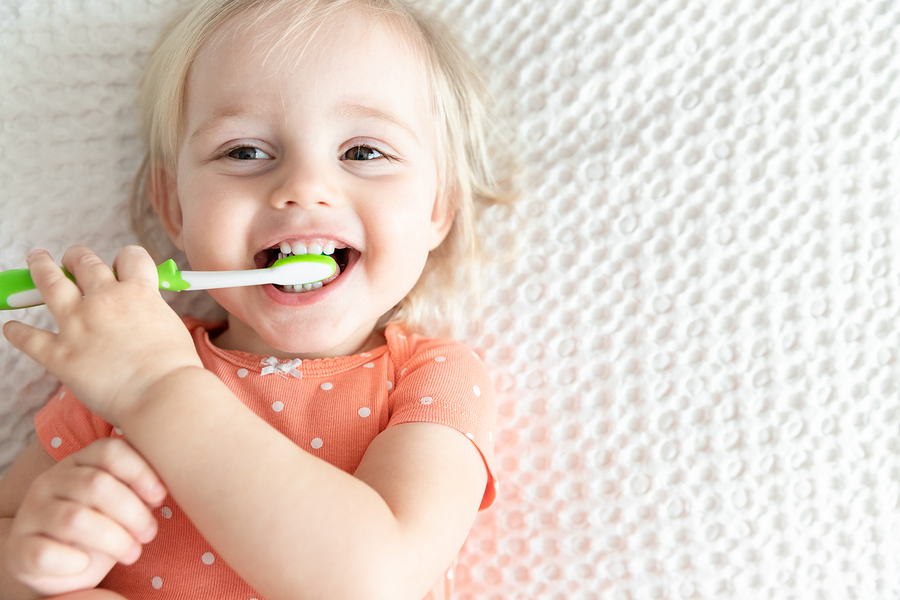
[[115, 365, 213, 433]]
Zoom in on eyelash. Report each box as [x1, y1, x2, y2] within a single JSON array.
[[218, 143, 395, 163], [222, 146, 270, 161], [341, 137, 396, 163], [342, 144, 391, 162]]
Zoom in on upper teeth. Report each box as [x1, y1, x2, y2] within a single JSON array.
[[279, 241, 337, 256]]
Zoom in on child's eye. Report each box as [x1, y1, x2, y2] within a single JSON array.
[[342, 145, 384, 161], [227, 147, 271, 160]]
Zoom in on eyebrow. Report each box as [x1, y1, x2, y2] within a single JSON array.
[[332, 102, 419, 143], [187, 102, 420, 144], [188, 106, 258, 145]]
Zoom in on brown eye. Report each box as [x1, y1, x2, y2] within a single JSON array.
[[342, 145, 383, 161], [228, 147, 270, 160]]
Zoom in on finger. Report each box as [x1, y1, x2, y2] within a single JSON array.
[[60, 246, 117, 293], [111, 246, 158, 289], [8, 533, 91, 578], [25, 250, 81, 310], [73, 439, 167, 508], [35, 499, 142, 565], [58, 464, 160, 545], [2, 320, 59, 367]]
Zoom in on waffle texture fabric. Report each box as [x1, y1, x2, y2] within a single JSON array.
[[34, 319, 497, 600]]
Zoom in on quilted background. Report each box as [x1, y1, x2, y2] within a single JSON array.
[[1, 0, 899, 598]]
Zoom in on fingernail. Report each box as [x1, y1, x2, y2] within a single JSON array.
[[141, 521, 158, 543], [124, 544, 142, 565], [149, 483, 167, 502], [25, 249, 47, 263]]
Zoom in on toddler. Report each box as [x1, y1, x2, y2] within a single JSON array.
[[0, 0, 516, 598]]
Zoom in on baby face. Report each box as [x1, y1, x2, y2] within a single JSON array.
[[164, 7, 449, 357]]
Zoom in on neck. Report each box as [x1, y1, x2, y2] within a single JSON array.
[[210, 316, 386, 360]]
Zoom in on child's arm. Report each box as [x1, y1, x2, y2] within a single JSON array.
[[124, 375, 486, 600], [0, 438, 166, 598], [0, 440, 52, 600], [4, 246, 489, 600]]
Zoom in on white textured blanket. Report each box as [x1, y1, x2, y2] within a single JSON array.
[[1, 1, 899, 599]]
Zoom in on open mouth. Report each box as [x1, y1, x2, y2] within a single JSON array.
[[255, 241, 355, 293]]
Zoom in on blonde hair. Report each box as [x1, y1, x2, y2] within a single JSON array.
[[131, 0, 518, 336]]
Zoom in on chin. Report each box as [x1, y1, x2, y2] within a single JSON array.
[[262, 320, 374, 359]]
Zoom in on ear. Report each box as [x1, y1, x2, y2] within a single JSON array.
[[147, 165, 185, 251], [428, 192, 456, 251]]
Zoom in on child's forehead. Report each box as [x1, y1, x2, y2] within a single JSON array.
[[181, 3, 438, 146], [199, 3, 428, 77]]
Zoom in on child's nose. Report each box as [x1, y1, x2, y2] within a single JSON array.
[[267, 163, 342, 210]]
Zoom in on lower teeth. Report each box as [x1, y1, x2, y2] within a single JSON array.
[[281, 281, 323, 293]]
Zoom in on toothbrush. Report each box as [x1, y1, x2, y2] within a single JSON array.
[[0, 254, 338, 310]]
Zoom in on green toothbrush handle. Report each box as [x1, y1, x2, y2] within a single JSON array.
[[0, 260, 190, 310], [0, 268, 77, 310], [156, 259, 191, 291]]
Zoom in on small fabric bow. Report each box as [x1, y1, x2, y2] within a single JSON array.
[[261, 356, 303, 379]]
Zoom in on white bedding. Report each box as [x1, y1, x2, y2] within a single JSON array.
[[1, 0, 899, 598]]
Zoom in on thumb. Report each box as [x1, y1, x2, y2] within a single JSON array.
[[3, 320, 57, 367]]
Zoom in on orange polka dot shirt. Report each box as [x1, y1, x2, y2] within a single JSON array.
[[35, 318, 498, 600]]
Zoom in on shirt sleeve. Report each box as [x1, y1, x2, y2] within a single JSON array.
[[386, 339, 498, 510], [34, 385, 114, 461]]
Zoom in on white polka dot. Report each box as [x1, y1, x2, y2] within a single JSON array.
[[435, 356, 446, 362], [473, 385, 482, 397], [400, 368, 408, 376], [387, 381, 393, 390], [161, 507, 173, 519], [420, 397, 434, 405], [447, 568, 454, 580], [321, 382, 333, 391], [151, 576, 163, 589], [361, 352, 371, 357], [59, 391, 66, 401], [363, 362, 374, 369], [272, 401, 284, 412], [51, 437, 62, 448], [114, 427, 123, 436], [237, 369, 249, 379], [201, 552, 215, 565], [466, 433, 475, 441], [358, 407, 371, 418], [161, 281, 170, 289], [311, 438, 324, 449]]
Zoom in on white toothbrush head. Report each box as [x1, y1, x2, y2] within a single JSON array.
[[266, 254, 338, 285]]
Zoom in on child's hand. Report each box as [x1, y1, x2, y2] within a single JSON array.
[[2, 246, 204, 426], [5, 438, 166, 596]]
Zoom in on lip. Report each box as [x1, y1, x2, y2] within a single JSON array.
[[262, 249, 358, 307], [256, 232, 356, 257], [253, 231, 358, 271]]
